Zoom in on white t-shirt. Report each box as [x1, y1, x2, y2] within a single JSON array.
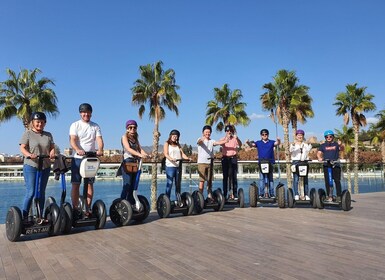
[[165, 144, 182, 167], [290, 142, 312, 161], [197, 138, 215, 164], [69, 119, 102, 159]]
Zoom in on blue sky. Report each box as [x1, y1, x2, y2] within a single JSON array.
[[1, 0, 384, 155]]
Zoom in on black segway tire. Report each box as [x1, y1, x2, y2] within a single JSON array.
[[156, 194, 171, 218], [45, 202, 61, 236], [309, 188, 317, 208], [214, 189, 225, 211], [110, 198, 133, 226], [92, 200, 107, 229], [316, 189, 326, 209], [192, 190, 204, 214], [62, 202, 73, 234], [181, 192, 194, 216], [6, 206, 22, 242], [276, 184, 285, 208], [341, 190, 351, 211], [238, 188, 245, 208], [249, 183, 258, 207], [287, 188, 294, 208], [133, 195, 150, 222]]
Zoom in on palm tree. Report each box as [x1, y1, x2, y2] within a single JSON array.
[[335, 125, 354, 192], [0, 68, 58, 128], [371, 109, 385, 176], [205, 83, 250, 131], [289, 89, 314, 141], [260, 69, 310, 188], [131, 61, 181, 210], [334, 83, 376, 193]]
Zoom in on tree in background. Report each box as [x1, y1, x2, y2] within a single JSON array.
[[289, 88, 314, 141], [334, 83, 376, 193], [371, 109, 385, 177], [131, 61, 181, 210], [335, 125, 354, 192], [0, 68, 58, 128], [205, 83, 250, 131], [260, 69, 310, 188]]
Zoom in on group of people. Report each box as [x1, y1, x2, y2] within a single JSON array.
[[19, 103, 344, 222]]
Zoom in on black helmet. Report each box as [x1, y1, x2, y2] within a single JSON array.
[[225, 125, 234, 133], [30, 112, 47, 122], [260, 129, 269, 135], [202, 125, 212, 132], [169, 129, 180, 138], [79, 103, 93, 113]]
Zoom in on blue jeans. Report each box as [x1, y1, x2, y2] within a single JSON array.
[[165, 166, 179, 198], [292, 173, 309, 196], [259, 172, 274, 196], [121, 168, 137, 205], [22, 164, 51, 218]]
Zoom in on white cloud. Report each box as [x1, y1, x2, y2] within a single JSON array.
[[249, 113, 268, 120], [366, 117, 378, 124]]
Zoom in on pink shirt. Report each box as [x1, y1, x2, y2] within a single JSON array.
[[220, 136, 239, 157]]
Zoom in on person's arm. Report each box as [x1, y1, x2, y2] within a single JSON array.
[[70, 135, 85, 156], [49, 143, 56, 159], [20, 144, 35, 159], [96, 136, 104, 156], [317, 150, 323, 161], [234, 134, 242, 146], [163, 142, 174, 162], [122, 135, 143, 158], [180, 149, 191, 161], [214, 137, 228, 146], [274, 137, 281, 146], [246, 139, 255, 147]]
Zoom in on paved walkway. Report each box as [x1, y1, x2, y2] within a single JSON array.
[[1, 192, 385, 280]]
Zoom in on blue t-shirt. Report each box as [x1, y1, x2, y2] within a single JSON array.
[[318, 141, 340, 165], [255, 140, 276, 163]]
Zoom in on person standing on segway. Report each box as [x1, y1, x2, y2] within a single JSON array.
[[120, 120, 149, 205], [19, 112, 56, 222], [246, 129, 281, 198], [219, 125, 242, 201], [197, 125, 227, 200], [69, 103, 104, 219], [317, 130, 344, 203], [290, 129, 312, 201], [163, 129, 191, 199]]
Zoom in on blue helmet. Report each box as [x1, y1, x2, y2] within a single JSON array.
[[324, 130, 334, 137]]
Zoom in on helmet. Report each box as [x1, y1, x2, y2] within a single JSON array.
[[260, 129, 269, 135], [169, 129, 180, 137], [324, 130, 334, 137], [202, 125, 212, 132], [125, 120, 138, 128], [79, 103, 93, 113], [296, 129, 305, 136], [225, 125, 234, 133], [30, 112, 47, 122]]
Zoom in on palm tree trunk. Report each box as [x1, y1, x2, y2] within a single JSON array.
[[346, 159, 352, 193], [150, 119, 160, 211], [382, 140, 385, 182], [283, 115, 292, 188], [353, 124, 359, 193]]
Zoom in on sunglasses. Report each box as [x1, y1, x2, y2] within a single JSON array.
[[261, 133, 268, 136], [127, 126, 137, 130], [325, 135, 334, 138]]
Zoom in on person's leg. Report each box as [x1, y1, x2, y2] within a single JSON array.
[[259, 172, 264, 196], [293, 172, 299, 196], [38, 167, 51, 216], [304, 176, 309, 197], [333, 166, 342, 197], [322, 166, 332, 200], [71, 158, 82, 209], [206, 165, 213, 198], [221, 158, 229, 198], [268, 171, 274, 197], [232, 158, 238, 197], [22, 164, 36, 219], [198, 164, 206, 194], [87, 180, 94, 211]]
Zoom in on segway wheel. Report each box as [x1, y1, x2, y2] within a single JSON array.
[[6, 206, 22, 242], [133, 195, 150, 222], [287, 188, 294, 208], [44, 196, 56, 210], [45, 202, 61, 236], [92, 200, 107, 229], [62, 202, 73, 234], [181, 192, 194, 216], [316, 189, 326, 209], [276, 184, 285, 208], [341, 190, 351, 211], [110, 198, 133, 226], [192, 190, 204, 214], [238, 188, 245, 208], [213, 189, 224, 211], [309, 188, 317, 209], [156, 194, 171, 218], [249, 183, 258, 207]]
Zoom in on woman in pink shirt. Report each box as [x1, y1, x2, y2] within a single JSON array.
[[220, 125, 242, 200]]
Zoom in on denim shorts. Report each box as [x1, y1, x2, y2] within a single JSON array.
[[71, 158, 95, 184]]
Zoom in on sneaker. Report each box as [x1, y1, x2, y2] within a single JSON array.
[[294, 195, 299, 200], [335, 196, 341, 203], [305, 195, 310, 201], [325, 196, 333, 202]]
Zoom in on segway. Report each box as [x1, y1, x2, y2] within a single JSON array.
[[249, 160, 285, 208], [45, 155, 73, 234], [287, 160, 317, 208], [110, 157, 150, 226], [5, 155, 60, 242], [218, 156, 245, 208], [192, 157, 225, 214], [157, 159, 194, 218], [315, 160, 351, 211], [72, 152, 107, 229]]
